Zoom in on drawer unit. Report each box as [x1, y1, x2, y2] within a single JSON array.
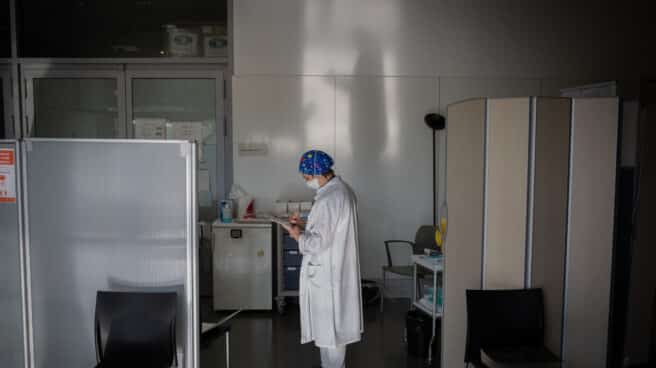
[[283, 249, 303, 266], [283, 235, 299, 250], [283, 266, 301, 291]]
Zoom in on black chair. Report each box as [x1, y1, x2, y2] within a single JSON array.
[[465, 288, 561, 368], [380, 225, 437, 312], [94, 291, 178, 368]]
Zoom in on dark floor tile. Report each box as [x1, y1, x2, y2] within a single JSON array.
[[200, 298, 439, 368]]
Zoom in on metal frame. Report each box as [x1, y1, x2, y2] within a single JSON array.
[[13, 140, 30, 368], [125, 66, 227, 200], [560, 99, 576, 360], [19, 58, 228, 64], [525, 97, 537, 288], [20, 65, 127, 138], [185, 141, 200, 368], [20, 139, 35, 368], [411, 256, 443, 364], [481, 98, 490, 289]]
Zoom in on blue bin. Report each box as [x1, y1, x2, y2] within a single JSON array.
[[283, 250, 303, 266], [284, 266, 300, 290], [283, 235, 298, 250]]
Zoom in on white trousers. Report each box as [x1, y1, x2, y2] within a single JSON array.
[[319, 346, 346, 368]]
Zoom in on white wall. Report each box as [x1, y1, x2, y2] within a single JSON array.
[[231, 0, 655, 279]]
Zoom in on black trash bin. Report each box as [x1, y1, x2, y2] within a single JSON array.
[[406, 309, 440, 358]]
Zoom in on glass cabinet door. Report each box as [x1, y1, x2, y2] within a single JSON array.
[[28, 77, 121, 138], [129, 76, 223, 209], [0, 67, 12, 139], [0, 75, 5, 139]]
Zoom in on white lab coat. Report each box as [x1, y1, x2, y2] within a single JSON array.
[[298, 176, 364, 348]]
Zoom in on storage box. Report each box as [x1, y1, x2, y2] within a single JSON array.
[[283, 250, 303, 266], [166, 26, 199, 57], [284, 267, 300, 290], [203, 35, 228, 57]]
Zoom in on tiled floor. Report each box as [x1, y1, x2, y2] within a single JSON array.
[[200, 298, 439, 368]]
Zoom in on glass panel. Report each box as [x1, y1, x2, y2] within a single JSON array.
[[0, 77, 5, 139], [0, 0, 9, 57], [32, 78, 119, 138], [0, 142, 25, 368], [18, 0, 227, 58], [132, 78, 217, 210], [25, 141, 194, 368]]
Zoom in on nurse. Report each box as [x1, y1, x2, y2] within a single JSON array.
[[286, 150, 364, 368]]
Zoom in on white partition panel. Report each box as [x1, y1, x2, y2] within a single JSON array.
[[336, 76, 436, 278], [484, 98, 531, 289], [563, 98, 618, 367], [437, 78, 540, 216], [530, 98, 571, 356], [0, 140, 26, 368], [443, 99, 486, 368], [23, 139, 198, 368]]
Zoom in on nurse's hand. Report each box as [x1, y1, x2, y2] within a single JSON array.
[[287, 225, 302, 241], [289, 212, 305, 226]]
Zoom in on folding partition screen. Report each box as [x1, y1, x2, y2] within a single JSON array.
[[22, 139, 198, 368], [443, 97, 619, 367], [0, 140, 26, 368]]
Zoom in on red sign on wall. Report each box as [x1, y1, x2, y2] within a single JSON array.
[[0, 149, 16, 203]]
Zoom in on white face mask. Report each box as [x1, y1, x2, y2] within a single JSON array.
[[306, 178, 321, 190]]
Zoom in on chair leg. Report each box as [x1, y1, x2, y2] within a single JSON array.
[[380, 269, 386, 313], [225, 331, 230, 368]]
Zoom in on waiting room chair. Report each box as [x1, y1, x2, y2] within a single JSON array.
[[94, 291, 178, 368], [380, 225, 437, 312], [465, 288, 561, 368]]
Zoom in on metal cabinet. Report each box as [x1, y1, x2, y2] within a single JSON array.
[[212, 222, 272, 310]]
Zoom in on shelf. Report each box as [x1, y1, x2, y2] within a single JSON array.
[[412, 255, 444, 272], [413, 300, 442, 318], [18, 57, 229, 65]]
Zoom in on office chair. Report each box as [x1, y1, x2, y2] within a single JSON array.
[[464, 288, 561, 368], [94, 291, 178, 368], [380, 225, 437, 312]]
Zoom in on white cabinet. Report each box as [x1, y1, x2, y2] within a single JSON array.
[[212, 222, 272, 310]]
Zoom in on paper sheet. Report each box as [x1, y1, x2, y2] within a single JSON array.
[[133, 118, 167, 139], [166, 121, 207, 142], [270, 216, 292, 230], [167, 121, 211, 161]]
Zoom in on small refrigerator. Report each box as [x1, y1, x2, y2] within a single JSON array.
[[212, 221, 273, 310]]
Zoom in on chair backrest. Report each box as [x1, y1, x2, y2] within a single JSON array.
[[465, 288, 545, 363], [95, 291, 177, 367], [414, 225, 437, 254]]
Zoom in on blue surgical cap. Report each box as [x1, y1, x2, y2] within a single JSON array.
[[299, 150, 334, 175]]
